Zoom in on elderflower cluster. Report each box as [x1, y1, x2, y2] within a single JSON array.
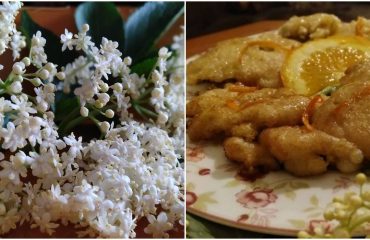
[[298, 173, 370, 238], [0, 1, 25, 61], [0, 2, 184, 238]]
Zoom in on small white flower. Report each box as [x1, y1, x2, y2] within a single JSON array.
[[30, 31, 47, 67], [80, 106, 89, 117], [12, 62, 23, 75], [105, 109, 114, 118], [9, 81, 22, 93], [38, 69, 50, 80], [60, 29, 74, 51], [144, 212, 173, 238]]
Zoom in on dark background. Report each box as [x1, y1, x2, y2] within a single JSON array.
[[23, 2, 144, 7], [187, 2, 370, 39]]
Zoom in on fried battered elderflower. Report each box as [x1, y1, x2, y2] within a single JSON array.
[[298, 173, 370, 238]]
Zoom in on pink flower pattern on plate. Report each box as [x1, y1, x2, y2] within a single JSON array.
[[186, 146, 205, 162], [235, 188, 278, 208], [308, 219, 332, 234]]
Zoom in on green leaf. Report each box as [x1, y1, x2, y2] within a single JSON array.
[[20, 11, 78, 66], [284, 190, 296, 200], [131, 57, 157, 77], [224, 179, 241, 188], [54, 92, 79, 122], [75, 2, 125, 52], [310, 195, 319, 207], [124, 2, 184, 62], [290, 181, 310, 189], [273, 182, 287, 190], [288, 219, 306, 229], [193, 192, 217, 211]]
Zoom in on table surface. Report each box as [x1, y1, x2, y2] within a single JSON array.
[[186, 20, 284, 57], [186, 21, 290, 239]]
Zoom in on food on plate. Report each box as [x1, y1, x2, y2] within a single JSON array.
[[186, 34, 300, 87], [187, 85, 309, 141], [281, 35, 370, 95], [312, 69, 370, 159], [187, 13, 370, 177], [259, 126, 363, 176], [278, 13, 343, 41]]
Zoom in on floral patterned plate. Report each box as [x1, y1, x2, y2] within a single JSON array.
[[186, 83, 361, 236]]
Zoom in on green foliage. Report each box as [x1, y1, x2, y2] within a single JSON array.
[[75, 2, 125, 52], [130, 57, 157, 78], [20, 11, 78, 67], [124, 2, 184, 62], [19, 2, 184, 134]]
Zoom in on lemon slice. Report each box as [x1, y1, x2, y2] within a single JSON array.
[[281, 36, 370, 96]]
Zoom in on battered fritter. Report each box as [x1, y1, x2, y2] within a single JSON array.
[[187, 86, 310, 141], [313, 73, 370, 159], [259, 126, 363, 176], [187, 34, 300, 87]]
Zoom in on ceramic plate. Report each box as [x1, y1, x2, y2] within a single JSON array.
[[186, 136, 361, 236], [186, 63, 362, 236]]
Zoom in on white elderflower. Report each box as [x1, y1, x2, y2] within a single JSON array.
[[30, 31, 47, 67], [0, 1, 23, 56], [60, 29, 74, 51], [144, 212, 173, 238], [0, 9, 184, 237]]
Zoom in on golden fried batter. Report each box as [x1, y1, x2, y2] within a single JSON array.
[[313, 78, 370, 159], [279, 13, 341, 41], [187, 33, 300, 87], [259, 126, 363, 176], [224, 137, 279, 172], [188, 87, 310, 141], [228, 123, 258, 141], [187, 85, 290, 117]]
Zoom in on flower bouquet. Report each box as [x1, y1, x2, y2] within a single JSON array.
[[0, 1, 184, 238]]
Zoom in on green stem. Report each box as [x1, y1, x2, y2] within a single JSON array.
[[137, 86, 154, 101], [58, 106, 81, 133], [135, 104, 158, 118]]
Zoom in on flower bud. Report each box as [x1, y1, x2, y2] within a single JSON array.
[[124, 57, 132, 66], [12, 63, 23, 75], [45, 83, 55, 92], [22, 57, 31, 66], [32, 37, 40, 46], [44, 63, 56, 73], [38, 69, 50, 80], [356, 173, 367, 185], [99, 121, 110, 133], [159, 47, 168, 58], [98, 93, 110, 105], [9, 81, 22, 93], [56, 72, 65, 80], [37, 101, 48, 112], [100, 83, 109, 93], [80, 106, 89, 117], [152, 87, 163, 98], [31, 77, 42, 87], [82, 24, 89, 32], [14, 75, 23, 82], [112, 83, 123, 93], [105, 109, 114, 118], [157, 112, 168, 124], [94, 100, 103, 109]]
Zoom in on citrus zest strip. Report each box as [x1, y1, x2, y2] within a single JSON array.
[[302, 95, 324, 131]]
